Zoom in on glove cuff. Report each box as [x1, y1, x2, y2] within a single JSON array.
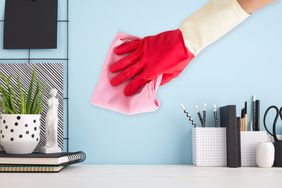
[[180, 0, 250, 55]]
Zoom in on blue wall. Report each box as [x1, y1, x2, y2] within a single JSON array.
[[1, 0, 282, 164]]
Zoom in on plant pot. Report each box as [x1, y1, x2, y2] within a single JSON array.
[[0, 114, 41, 154]]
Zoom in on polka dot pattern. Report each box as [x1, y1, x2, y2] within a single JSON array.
[[0, 114, 41, 153]]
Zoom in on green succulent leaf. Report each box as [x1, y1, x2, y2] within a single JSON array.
[[31, 78, 40, 114], [0, 69, 45, 114], [17, 76, 26, 114], [26, 69, 36, 114]]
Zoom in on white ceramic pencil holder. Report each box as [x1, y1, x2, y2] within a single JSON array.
[[192, 127, 227, 167], [240, 131, 269, 167]]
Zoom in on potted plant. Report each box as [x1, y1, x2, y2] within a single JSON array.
[[0, 70, 45, 154]]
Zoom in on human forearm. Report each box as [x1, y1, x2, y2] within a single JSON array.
[[238, 0, 274, 13]]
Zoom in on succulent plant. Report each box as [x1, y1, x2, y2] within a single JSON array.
[[0, 70, 45, 114]]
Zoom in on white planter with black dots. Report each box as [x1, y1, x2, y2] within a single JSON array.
[[0, 114, 41, 154]]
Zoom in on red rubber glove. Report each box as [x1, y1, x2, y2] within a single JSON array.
[[110, 29, 194, 96]]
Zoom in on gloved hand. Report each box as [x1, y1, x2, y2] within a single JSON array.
[[110, 29, 194, 96], [110, 0, 249, 96]]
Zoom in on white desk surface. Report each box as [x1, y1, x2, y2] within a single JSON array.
[[1, 165, 282, 188]]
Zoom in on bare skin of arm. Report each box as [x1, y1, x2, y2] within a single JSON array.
[[238, 0, 275, 13]]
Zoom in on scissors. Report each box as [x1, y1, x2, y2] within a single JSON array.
[[263, 105, 282, 142]]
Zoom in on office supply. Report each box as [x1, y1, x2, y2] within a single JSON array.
[[244, 101, 248, 131], [236, 117, 241, 167], [255, 100, 260, 131], [213, 104, 218, 128], [192, 127, 270, 167], [181, 104, 196, 127], [241, 108, 244, 131], [0, 151, 86, 165], [240, 131, 269, 166], [252, 96, 256, 131], [249, 121, 253, 132], [263, 106, 282, 167], [0, 165, 65, 173], [196, 106, 204, 127], [192, 127, 226, 167], [4, 0, 58, 49], [220, 105, 240, 168], [203, 104, 207, 127]]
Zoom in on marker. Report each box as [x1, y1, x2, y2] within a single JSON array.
[[181, 104, 196, 128]]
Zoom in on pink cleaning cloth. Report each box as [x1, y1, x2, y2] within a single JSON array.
[[91, 33, 162, 115]]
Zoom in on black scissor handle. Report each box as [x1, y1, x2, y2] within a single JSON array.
[[263, 105, 281, 142]]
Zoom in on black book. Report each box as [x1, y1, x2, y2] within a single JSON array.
[[237, 117, 241, 167], [220, 105, 241, 168], [0, 151, 86, 166]]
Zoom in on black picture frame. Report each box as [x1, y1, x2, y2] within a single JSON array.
[[4, 0, 58, 49]]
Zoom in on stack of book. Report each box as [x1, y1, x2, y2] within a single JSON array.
[[0, 151, 86, 173]]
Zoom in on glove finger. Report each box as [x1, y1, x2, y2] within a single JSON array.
[[114, 40, 141, 55], [124, 74, 148, 96], [110, 61, 144, 86], [109, 50, 141, 73]]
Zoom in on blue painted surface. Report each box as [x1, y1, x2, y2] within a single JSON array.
[[1, 0, 282, 164]]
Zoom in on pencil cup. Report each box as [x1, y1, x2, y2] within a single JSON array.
[[192, 127, 226, 167], [240, 131, 269, 167]]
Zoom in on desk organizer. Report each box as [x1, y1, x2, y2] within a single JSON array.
[[240, 131, 269, 166], [192, 127, 269, 167], [192, 127, 227, 167]]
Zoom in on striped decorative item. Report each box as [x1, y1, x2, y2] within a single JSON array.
[[203, 104, 207, 127], [196, 106, 204, 127], [181, 104, 196, 127], [213, 105, 218, 128], [0, 63, 64, 151], [186, 113, 196, 128]]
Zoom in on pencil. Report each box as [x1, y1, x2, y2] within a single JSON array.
[[213, 104, 218, 128], [241, 108, 245, 131], [181, 104, 196, 128], [203, 104, 207, 127], [244, 101, 247, 131], [196, 105, 204, 127]]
